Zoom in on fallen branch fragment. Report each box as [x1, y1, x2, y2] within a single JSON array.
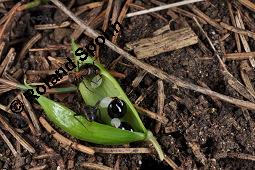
[[49, 0, 255, 111], [0, 48, 15, 77], [0, 2, 21, 43], [112, 0, 134, 43], [81, 163, 113, 170], [0, 128, 17, 156], [155, 80, 165, 133], [92, 147, 152, 154], [20, 94, 41, 134], [28, 165, 48, 170], [125, 0, 204, 18], [0, 114, 35, 153], [34, 21, 70, 30], [215, 152, 255, 161], [188, 142, 207, 165], [126, 27, 198, 59], [238, 0, 255, 13], [39, 117, 95, 155], [220, 22, 255, 39], [18, 33, 42, 62], [164, 155, 179, 170], [135, 105, 169, 124], [189, 4, 223, 31], [225, 52, 255, 60]]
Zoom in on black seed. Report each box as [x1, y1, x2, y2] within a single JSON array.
[[108, 98, 126, 118], [119, 122, 133, 132]]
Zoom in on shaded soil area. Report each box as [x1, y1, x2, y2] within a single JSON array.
[[0, 0, 255, 169]]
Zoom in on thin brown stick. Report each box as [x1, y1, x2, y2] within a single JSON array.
[[155, 80, 165, 133], [93, 147, 151, 154], [164, 155, 179, 170], [74, 2, 103, 16], [135, 105, 168, 124], [0, 128, 17, 156], [0, 48, 15, 77], [0, 114, 35, 153], [171, 7, 207, 25], [235, 10, 255, 100], [20, 94, 41, 134], [0, 42, 5, 61], [50, 0, 255, 111], [112, 0, 134, 43], [81, 163, 113, 170], [135, 85, 155, 105], [20, 110, 37, 136], [215, 152, 255, 161], [28, 165, 48, 170], [103, 0, 113, 31], [111, 0, 121, 24], [34, 21, 70, 30], [39, 117, 95, 155], [0, 2, 21, 43], [33, 153, 55, 159], [238, 0, 255, 13], [189, 4, 223, 31], [225, 52, 255, 60], [18, 33, 42, 62], [220, 22, 255, 39], [227, 1, 241, 52]]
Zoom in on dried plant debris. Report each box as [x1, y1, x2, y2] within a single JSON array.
[[125, 27, 198, 59]]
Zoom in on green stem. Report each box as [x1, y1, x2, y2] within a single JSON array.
[[49, 87, 77, 93], [146, 131, 165, 161], [20, 0, 50, 10]]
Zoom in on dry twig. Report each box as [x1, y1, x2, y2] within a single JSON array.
[[81, 163, 113, 170], [155, 80, 165, 133], [112, 0, 134, 43], [135, 105, 168, 124], [103, 0, 113, 31], [238, 0, 255, 12], [20, 94, 41, 134], [0, 128, 17, 156], [34, 21, 70, 30], [215, 152, 255, 161], [126, 27, 198, 59], [17, 33, 42, 63], [0, 114, 35, 153], [220, 22, 255, 39], [126, 0, 204, 18], [39, 117, 94, 155]]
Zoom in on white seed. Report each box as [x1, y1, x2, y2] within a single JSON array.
[[99, 97, 113, 108], [111, 118, 121, 128]]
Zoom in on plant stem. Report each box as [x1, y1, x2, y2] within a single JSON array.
[[146, 131, 164, 161]]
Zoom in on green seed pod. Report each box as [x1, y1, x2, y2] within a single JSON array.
[[36, 95, 146, 145], [71, 40, 164, 161]]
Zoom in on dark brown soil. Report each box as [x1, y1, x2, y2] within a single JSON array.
[[1, 0, 255, 169]]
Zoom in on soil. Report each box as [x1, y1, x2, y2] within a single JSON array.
[[1, 0, 255, 169]]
